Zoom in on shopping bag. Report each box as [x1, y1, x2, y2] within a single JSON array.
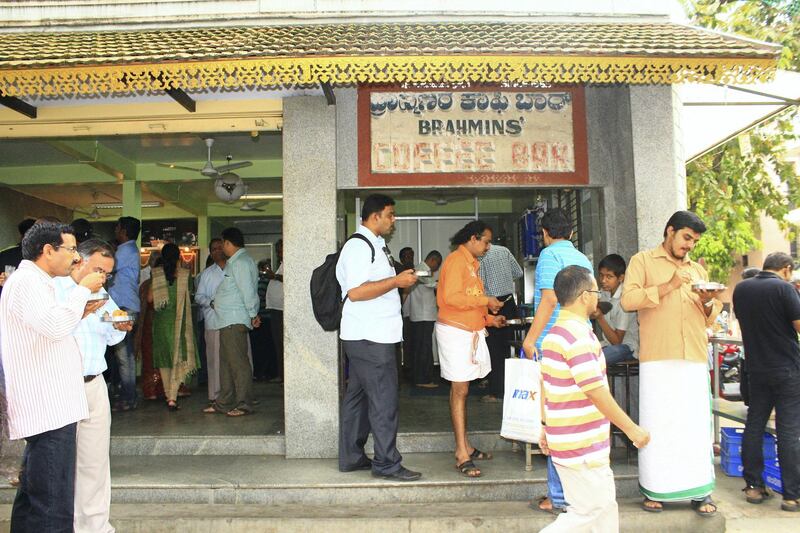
[[500, 357, 542, 443]]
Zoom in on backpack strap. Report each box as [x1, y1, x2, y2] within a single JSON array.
[[345, 233, 375, 263]]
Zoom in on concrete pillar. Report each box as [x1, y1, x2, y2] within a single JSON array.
[[197, 215, 210, 268], [282, 96, 339, 458], [629, 85, 687, 251], [121, 180, 142, 246]]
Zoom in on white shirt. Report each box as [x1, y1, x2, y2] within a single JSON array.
[[0, 260, 89, 440], [265, 263, 284, 311], [601, 285, 640, 355], [194, 263, 225, 330], [403, 261, 438, 322], [54, 276, 126, 377], [336, 225, 402, 343]]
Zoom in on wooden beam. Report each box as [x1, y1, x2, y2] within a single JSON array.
[[321, 82, 336, 106], [165, 88, 196, 113], [0, 95, 36, 119]]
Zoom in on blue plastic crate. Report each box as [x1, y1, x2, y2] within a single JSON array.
[[720, 428, 777, 459], [720, 451, 744, 477], [763, 464, 783, 494]]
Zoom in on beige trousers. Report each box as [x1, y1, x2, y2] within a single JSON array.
[[75, 375, 114, 533], [540, 464, 619, 533]]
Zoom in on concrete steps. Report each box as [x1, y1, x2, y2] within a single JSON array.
[[0, 500, 726, 532], [107, 430, 508, 456], [3, 452, 631, 506]]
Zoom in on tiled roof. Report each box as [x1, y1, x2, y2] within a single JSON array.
[[0, 22, 780, 68]]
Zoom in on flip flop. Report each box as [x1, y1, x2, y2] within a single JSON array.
[[743, 486, 773, 504], [781, 500, 800, 512], [226, 408, 249, 417], [456, 460, 481, 478], [470, 448, 493, 460], [528, 496, 566, 515], [641, 498, 663, 513], [202, 405, 221, 414], [691, 497, 717, 517]]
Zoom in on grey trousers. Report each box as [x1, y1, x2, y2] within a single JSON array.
[[339, 340, 402, 475], [216, 324, 254, 412]]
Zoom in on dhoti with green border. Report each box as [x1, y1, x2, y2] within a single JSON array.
[[638, 359, 715, 501]]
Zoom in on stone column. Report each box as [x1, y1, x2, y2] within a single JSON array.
[[282, 96, 339, 458], [629, 85, 687, 251]]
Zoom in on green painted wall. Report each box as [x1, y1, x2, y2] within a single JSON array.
[[0, 186, 74, 249]]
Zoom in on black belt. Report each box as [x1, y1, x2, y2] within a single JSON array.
[[84, 374, 100, 383]]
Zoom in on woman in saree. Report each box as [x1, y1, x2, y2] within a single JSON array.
[[148, 243, 199, 410]]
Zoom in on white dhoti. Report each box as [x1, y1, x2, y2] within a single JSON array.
[[638, 359, 715, 502], [434, 322, 491, 382]]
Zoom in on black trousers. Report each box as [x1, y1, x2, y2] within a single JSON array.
[[486, 295, 519, 397], [411, 320, 435, 385], [11, 422, 77, 533], [339, 340, 402, 475], [743, 368, 800, 500], [269, 309, 284, 380]]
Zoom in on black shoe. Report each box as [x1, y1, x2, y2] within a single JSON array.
[[372, 466, 421, 481], [340, 459, 373, 472]]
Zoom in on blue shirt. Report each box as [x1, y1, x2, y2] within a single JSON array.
[[213, 248, 259, 330], [54, 276, 126, 376], [194, 263, 225, 330], [108, 240, 141, 312], [534, 240, 593, 352]]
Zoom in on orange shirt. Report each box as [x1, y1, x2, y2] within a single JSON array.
[[620, 244, 721, 363], [437, 245, 492, 331]]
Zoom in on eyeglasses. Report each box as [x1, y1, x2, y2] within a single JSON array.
[[583, 290, 602, 295], [54, 245, 78, 254]]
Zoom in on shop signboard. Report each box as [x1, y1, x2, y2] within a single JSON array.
[[358, 86, 588, 187]]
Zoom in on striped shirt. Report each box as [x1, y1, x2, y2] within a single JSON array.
[[478, 244, 523, 297], [54, 276, 126, 377], [534, 240, 593, 352], [541, 309, 610, 469], [0, 260, 90, 440]]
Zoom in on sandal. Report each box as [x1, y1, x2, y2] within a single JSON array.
[[456, 460, 481, 478], [202, 405, 221, 414], [529, 496, 565, 515], [781, 500, 800, 512], [641, 498, 663, 513], [469, 448, 493, 461], [226, 408, 249, 417], [691, 496, 717, 517], [743, 485, 773, 504]]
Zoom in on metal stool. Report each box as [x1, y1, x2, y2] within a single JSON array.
[[606, 360, 639, 461]]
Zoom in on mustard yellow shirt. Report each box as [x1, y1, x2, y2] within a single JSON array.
[[620, 245, 721, 363]]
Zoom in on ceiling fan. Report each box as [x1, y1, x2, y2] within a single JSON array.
[[217, 184, 269, 212], [73, 191, 102, 220], [157, 137, 253, 178], [422, 192, 473, 206]]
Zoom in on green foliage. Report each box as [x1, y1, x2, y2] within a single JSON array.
[[687, 0, 800, 71], [683, 1, 800, 281]]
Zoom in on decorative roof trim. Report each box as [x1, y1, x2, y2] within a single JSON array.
[[0, 55, 777, 98]]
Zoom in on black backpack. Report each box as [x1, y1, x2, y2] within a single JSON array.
[[310, 233, 375, 331]]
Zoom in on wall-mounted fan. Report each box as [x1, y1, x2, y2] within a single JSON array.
[[157, 138, 253, 178]]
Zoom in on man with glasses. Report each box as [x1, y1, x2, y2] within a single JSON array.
[[55, 238, 129, 533], [336, 194, 421, 480], [108, 216, 141, 412], [0, 222, 105, 532], [540, 265, 649, 532]]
